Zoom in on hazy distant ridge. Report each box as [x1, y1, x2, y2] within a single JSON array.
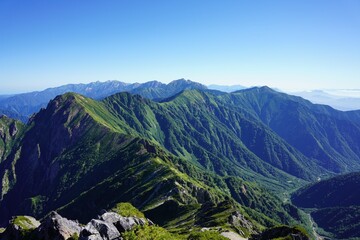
[[1, 79, 360, 122], [0, 79, 206, 120]]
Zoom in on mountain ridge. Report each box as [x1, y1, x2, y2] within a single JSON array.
[[2, 79, 360, 123]]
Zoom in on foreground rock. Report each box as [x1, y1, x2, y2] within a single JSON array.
[[36, 211, 82, 240], [0, 211, 149, 240], [100, 212, 147, 232], [229, 211, 254, 236], [80, 219, 121, 240]]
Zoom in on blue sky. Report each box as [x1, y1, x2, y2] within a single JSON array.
[[1, 0, 360, 93]]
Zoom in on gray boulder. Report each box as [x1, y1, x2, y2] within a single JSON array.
[[80, 219, 121, 240], [36, 211, 82, 240], [100, 212, 146, 233], [229, 211, 255, 236]]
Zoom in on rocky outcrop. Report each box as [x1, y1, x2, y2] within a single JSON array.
[[80, 219, 120, 240], [36, 211, 82, 240], [0, 211, 149, 240], [99, 212, 147, 232], [229, 211, 253, 231], [79, 212, 148, 240]]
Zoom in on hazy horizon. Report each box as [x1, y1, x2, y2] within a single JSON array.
[[2, 78, 360, 98]]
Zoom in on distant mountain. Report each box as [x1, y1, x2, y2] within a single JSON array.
[[0, 95, 14, 100], [208, 84, 246, 92], [130, 79, 207, 100], [292, 172, 360, 239], [224, 87, 360, 174], [291, 89, 360, 111], [0, 79, 207, 121], [0, 109, 27, 123]]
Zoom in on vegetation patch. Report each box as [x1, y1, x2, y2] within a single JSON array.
[[122, 225, 183, 240], [111, 202, 145, 218]]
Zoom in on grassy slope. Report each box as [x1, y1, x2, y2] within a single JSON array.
[[98, 91, 314, 192]]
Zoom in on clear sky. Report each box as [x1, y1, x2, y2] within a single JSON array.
[[1, 0, 360, 94]]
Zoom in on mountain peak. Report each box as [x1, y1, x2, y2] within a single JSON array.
[[168, 79, 207, 89], [139, 80, 164, 88], [48, 92, 84, 109], [160, 88, 207, 104], [240, 86, 275, 93]]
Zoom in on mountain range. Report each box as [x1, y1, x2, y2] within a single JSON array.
[[2, 80, 359, 124], [0, 79, 206, 122], [292, 90, 360, 111], [1, 80, 360, 239]]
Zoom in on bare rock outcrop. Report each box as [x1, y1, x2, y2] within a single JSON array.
[[0, 211, 149, 240]]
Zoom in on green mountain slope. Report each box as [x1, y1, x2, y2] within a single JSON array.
[[223, 87, 360, 174], [0, 93, 309, 237], [292, 172, 360, 239], [311, 206, 360, 239], [292, 172, 360, 208], [100, 90, 321, 188]]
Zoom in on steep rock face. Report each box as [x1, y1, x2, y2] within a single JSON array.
[[0, 116, 24, 163], [36, 211, 82, 240], [0, 116, 25, 202], [229, 211, 253, 231], [0, 94, 97, 225]]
